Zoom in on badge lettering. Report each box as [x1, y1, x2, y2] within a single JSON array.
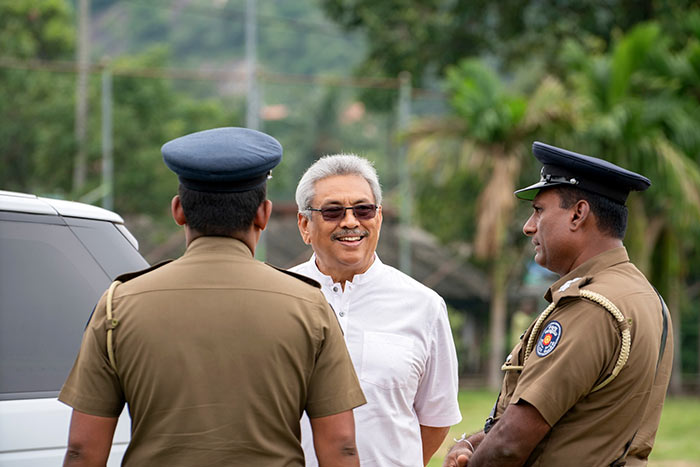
[[536, 321, 562, 357]]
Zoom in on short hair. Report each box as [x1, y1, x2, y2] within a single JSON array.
[[178, 184, 266, 236], [554, 186, 628, 239], [295, 154, 382, 219]]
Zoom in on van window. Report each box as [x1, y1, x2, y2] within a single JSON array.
[[0, 214, 147, 399], [67, 217, 147, 279]]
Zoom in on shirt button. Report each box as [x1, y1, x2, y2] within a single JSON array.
[[333, 286, 339, 292], [339, 311, 345, 317]]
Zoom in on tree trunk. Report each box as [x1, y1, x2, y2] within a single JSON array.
[[661, 231, 683, 394], [487, 259, 508, 389], [668, 273, 683, 394]]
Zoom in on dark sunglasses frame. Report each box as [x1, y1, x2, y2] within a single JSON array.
[[307, 203, 378, 221]]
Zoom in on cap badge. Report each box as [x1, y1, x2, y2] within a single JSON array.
[[536, 320, 562, 357]]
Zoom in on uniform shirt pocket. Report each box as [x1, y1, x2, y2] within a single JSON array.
[[361, 331, 415, 389]]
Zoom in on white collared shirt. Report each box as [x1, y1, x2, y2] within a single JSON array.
[[291, 254, 462, 467]]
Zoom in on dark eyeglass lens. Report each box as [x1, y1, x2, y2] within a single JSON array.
[[320, 207, 345, 220], [352, 205, 376, 219], [319, 204, 376, 221]]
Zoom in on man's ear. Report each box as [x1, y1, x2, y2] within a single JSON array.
[[253, 199, 273, 231], [171, 195, 186, 226], [570, 199, 591, 231], [297, 212, 311, 245]]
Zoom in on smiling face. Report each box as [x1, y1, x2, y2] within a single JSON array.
[[522, 188, 576, 276], [298, 174, 382, 284]]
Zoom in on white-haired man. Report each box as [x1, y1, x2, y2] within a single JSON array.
[[291, 154, 462, 466]]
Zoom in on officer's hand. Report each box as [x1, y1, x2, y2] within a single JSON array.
[[442, 444, 472, 467]]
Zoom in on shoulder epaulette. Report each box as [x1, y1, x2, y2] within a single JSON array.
[[104, 259, 173, 374], [114, 259, 172, 283], [506, 288, 631, 394], [267, 264, 321, 289]]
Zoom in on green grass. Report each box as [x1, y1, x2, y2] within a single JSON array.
[[649, 396, 700, 463], [426, 390, 700, 467]]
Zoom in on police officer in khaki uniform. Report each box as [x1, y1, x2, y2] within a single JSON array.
[[444, 142, 673, 467], [59, 127, 366, 466]]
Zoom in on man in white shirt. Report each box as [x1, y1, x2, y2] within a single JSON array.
[[291, 154, 462, 466]]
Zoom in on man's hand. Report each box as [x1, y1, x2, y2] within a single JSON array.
[[467, 402, 550, 466], [442, 432, 483, 467], [442, 445, 472, 467]]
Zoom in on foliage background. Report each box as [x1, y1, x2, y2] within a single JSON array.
[[1, 0, 699, 391]]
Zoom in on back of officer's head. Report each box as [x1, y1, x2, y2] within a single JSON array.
[[178, 183, 266, 236], [161, 127, 283, 236]]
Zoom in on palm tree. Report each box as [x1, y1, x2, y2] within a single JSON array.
[[406, 21, 700, 391], [558, 22, 700, 391], [407, 59, 572, 388]]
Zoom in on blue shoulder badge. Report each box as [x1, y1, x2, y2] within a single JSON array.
[[536, 321, 562, 357]]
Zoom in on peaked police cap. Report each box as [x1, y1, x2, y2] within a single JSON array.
[[162, 127, 283, 193], [514, 142, 650, 204]]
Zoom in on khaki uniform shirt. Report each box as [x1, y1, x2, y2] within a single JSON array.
[[59, 236, 366, 466], [495, 247, 673, 466]]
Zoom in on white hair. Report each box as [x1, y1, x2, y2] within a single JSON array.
[[295, 154, 383, 218]]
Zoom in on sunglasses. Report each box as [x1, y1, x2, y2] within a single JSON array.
[[307, 204, 378, 221]]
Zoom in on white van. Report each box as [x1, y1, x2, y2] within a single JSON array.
[[0, 191, 148, 466]]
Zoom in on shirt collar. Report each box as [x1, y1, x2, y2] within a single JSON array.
[[185, 235, 253, 258], [308, 252, 382, 287], [545, 247, 630, 304]]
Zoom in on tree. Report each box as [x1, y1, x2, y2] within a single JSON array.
[[0, 0, 245, 217], [407, 59, 571, 387], [557, 22, 700, 390], [91, 0, 365, 76], [0, 0, 76, 194], [319, 0, 700, 109]]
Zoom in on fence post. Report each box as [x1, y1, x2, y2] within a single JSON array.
[[246, 0, 268, 261], [397, 71, 412, 276], [246, 0, 260, 132], [73, 0, 90, 195], [101, 59, 113, 211]]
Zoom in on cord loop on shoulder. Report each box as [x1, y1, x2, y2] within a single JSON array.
[[105, 280, 122, 373]]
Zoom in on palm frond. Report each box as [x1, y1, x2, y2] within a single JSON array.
[[654, 138, 700, 227], [522, 75, 573, 131]]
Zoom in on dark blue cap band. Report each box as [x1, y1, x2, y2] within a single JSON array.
[[178, 173, 270, 193]]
